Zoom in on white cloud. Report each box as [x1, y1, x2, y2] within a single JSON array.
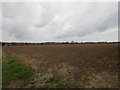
[[0, 2, 2, 42], [2, 2, 118, 42]]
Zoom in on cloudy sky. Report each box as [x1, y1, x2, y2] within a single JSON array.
[[2, 2, 118, 42]]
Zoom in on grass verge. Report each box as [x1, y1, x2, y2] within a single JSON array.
[[2, 52, 34, 87]]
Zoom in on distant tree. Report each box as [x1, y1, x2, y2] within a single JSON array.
[[71, 41, 74, 44]]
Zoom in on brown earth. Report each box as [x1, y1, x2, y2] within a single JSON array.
[[2, 44, 118, 88]]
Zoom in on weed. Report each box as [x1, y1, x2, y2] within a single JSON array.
[[36, 70, 40, 73], [30, 81, 36, 85], [84, 77, 89, 81], [91, 86, 95, 88], [30, 85, 35, 88], [57, 65, 62, 69], [40, 74, 43, 77], [56, 83, 70, 88], [32, 78, 34, 81], [40, 84, 49, 88], [43, 78, 47, 81], [40, 81, 43, 83], [45, 77, 59, 83], [21, 81, 30, 87], [74, 85, 80, 88], [37, 85, 41, 88], [34, 74, 39, 78]]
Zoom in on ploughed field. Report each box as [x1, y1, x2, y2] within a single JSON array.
[[3, 44, 118, 88]]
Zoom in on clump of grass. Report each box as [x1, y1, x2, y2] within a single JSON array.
[[30, 85, 35, 88], [30, 81, 36, 85], [32, 78, 34, 81], [34, 74, 39, 78], [21, 80, 31, 87], [40, 81, 43, 83], [40, 74, 42, 76], [56, 83, 70, 88], [2, 53, 34, 87], [57, 65, 62, 69], [43, 78, 47, 81], [36, 70, 40, 73], [84, 77, 89, 81], [91, 86, 95, 88], [37, 85, 41, 88], [38, 84, 49, 88], [40, 84, 49, 88], [74, 85, 80, 88], [45, 77, 59, 83]]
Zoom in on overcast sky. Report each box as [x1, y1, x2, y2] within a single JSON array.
[[2, 2, 118, 42]]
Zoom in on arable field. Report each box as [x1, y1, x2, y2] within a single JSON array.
[[2, 44, 118, 88]]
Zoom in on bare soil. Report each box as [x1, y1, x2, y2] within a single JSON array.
[[2, 44, 118, 88]]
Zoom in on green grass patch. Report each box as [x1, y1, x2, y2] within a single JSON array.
[[34, 74, 39, 78], [91, 86, 95, 88], [74, 85, 80, 88], [40, 74, 43, 76], [57, 65, 62, 69], [30, 81, 36, 85], [40, 84, 49, 88], [36, 70, 41, 73], [45, 77, 59, 83], [43, 78, 47, 81], [40, 81, 43, 83], [21, 80, 31, 87], [38, 84, 49, 88], [56, 83, 70, 88], [30, 85, 35, 88], [2, 53, 34, 87]]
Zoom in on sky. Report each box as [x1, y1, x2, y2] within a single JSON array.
[[2, 2, 118, 42]]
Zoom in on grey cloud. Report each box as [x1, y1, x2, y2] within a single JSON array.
[[96, 12, 117, 32], [55, 3, 117, 39], [2, 2, 118, 42]]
